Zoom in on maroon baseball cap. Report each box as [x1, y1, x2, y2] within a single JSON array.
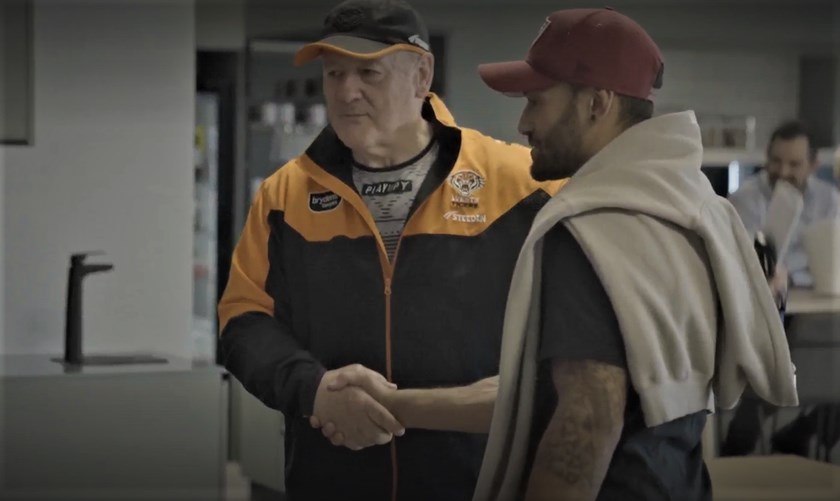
[[478, 8, 664, 101]]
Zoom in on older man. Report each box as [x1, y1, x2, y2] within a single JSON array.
[[217, 1, 560, 500]]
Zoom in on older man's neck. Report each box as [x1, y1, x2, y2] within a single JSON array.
[[353, 119, 433, 169]]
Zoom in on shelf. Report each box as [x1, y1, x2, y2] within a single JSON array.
[[702, 148, 765, 166], [249, 123, 275, 133]]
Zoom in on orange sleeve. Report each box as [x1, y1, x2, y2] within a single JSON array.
[[218, 183, 275, 333]]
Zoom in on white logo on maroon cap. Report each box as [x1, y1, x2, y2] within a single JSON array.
[[530, 18, 551, 49]]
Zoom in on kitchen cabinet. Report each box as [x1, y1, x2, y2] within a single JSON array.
[[0, 355, 228, 500]]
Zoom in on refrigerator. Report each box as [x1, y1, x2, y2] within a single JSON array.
[[192, 91, 220, 363]]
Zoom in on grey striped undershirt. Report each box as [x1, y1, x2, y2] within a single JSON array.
[[352, 142, 438, 261]]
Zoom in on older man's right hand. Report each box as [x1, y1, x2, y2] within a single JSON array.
[[311, 364, 405, 450]]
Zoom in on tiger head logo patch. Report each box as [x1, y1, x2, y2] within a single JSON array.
[[449, 170, 486, 197]]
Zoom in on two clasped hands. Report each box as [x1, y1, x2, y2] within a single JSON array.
[[309, 364, 499, 450], [310, 364, 405, 450]]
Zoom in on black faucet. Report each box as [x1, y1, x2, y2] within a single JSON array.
[[64, 251, 113, 365]]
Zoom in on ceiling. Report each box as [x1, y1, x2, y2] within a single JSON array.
[[245, 0, 836, 6]]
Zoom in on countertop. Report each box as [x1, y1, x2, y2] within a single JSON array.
[[786, 288, 840, 315], [0, 354, 226, 379]]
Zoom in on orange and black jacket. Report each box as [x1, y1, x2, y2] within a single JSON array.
[[218, 96, 562, 501]]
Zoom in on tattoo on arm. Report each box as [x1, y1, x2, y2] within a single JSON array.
[[535, 360, 627, 491]]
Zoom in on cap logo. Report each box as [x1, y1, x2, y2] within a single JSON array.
[[408, 34, 430, 51], [530, 18, 551, 49], [332, 8, 365, 32]]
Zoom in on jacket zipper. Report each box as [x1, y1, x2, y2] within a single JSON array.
[[382, 180, 444, 501], [368, 177, 438, 501], [384, 241, 399, 501]]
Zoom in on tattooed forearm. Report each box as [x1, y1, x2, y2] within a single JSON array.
[[525, 360, 627, 501], [540, 397, 596, 486]]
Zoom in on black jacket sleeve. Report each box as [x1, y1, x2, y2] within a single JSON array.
[[218, 183, 325, 417]]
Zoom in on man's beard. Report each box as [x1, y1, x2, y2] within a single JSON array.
[[530, 107, 591, 182]]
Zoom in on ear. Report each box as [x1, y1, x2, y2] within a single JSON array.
[[415, 53, 435, 98], [588, 89, 617, 123], [808, 147, 819, 172], [833, 147, 840, 182]]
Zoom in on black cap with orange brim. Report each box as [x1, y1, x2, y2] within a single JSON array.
[[294, 0, 432, 66]]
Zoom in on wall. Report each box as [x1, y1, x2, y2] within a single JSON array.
[[246, 1, 835, 145], [196, 0, 245, 51], [1, 1, 195, 356], [656, 49, 799, 147]]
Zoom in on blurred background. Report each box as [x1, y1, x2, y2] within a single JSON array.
[[1, 0, 839, 499]]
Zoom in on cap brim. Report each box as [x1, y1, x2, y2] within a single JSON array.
[[478, 60, 557, 95], [294, 35, 425, 66]]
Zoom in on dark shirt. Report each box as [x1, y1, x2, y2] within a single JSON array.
[[526, 223, 712, 500]]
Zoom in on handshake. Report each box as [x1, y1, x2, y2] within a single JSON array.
[[310, 364, 406, 451]]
